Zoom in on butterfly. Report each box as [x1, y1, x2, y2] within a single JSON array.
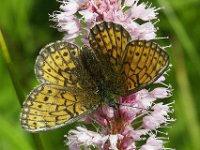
[[20, 22, 169, 132]]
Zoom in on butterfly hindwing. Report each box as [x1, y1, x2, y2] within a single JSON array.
[[121, 40, 169, 94], [21, 84, 100, 132]]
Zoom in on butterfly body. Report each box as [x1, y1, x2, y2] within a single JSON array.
[[80, 45, 121, 105], [21, 22, 169, 132]]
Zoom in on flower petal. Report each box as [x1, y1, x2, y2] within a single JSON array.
[[60, 2, 79, 16]]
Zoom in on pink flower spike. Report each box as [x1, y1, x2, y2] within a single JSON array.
[[60, 1, 79, 16], [101, 105, 115, 118], [142, 103, 170, 130], [152, 103, 170, 116], [154, 76, 166, 84], [123, 126, 149, 141], [151, 87, 172, 99], [142, 115, 161, 130], [93, 114, 109, 126], [108, 134, 124, 150], [119, 105, 138, 122], [126, 2, 158, 21], [66, 127, 107, 149], [136, 89, 156, 109], [113, 10, 128, 23], [62, 32, 80, 42], [131, 129, 149, 141], [79, 9, 98, 22], [51, 12, 73, 22], [124, 0, 137, 7], [121, 136, 136, 149], [61, 19, 80, 31], [140, 136, 163, 150], [119, 93, 136, 104], [137, 22, 157, 40], [85, 105, 115, 126]]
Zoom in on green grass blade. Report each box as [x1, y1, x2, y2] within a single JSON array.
[[0, 30, 45, 150], [0, 30, 24, 105]]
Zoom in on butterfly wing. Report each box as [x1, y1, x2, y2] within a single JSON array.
[[21, 84, 100, 132], [35, 41, 95, 89], [88, 22, 169, 96], [88, 22, 131, 73], [21, 41, 100, 132], [121, 40, 169, 95]]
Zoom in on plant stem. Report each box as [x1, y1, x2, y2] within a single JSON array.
[[0, 30, 24, 105], [0, 30, 45, 150]]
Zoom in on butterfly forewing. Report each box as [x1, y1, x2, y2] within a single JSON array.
[[88, 22, 131, 73], [35, 41, 84, 88], [121, 40, 169, 94]]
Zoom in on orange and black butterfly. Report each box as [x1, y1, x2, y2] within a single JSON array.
[[20, 22, 169, 132]]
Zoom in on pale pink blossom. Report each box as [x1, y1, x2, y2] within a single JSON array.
[[109, 134, 124, 150], [63, 32, 80, 41], [123, 126, 149, 141], [126, 1, 159, 21], [124, 0, 137, 7], [60, 1, 79, 16], [50, 12, 81, 42], [154, 76, 166, 84], [140, 136, 164, 150], [66, 127, 107, 149], [51, 0, 160, 43], [79, 9, 98, 22], [135, 89, 156, 109], [129, 22, 157, 40], [66, 126, 124, 150], [142, 103, 170, 130], [151, 87, 172, 99]]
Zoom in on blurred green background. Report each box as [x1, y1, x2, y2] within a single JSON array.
[[0, 0, 200, 150]]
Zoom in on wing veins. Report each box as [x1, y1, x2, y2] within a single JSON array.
[[143, 45, 161, 83], [137, 42, 153, 82], [38, 67, 65, 82], [127, 41, 147, 84], [39, 91, 77, 103], [125, 44, 137, 82]]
